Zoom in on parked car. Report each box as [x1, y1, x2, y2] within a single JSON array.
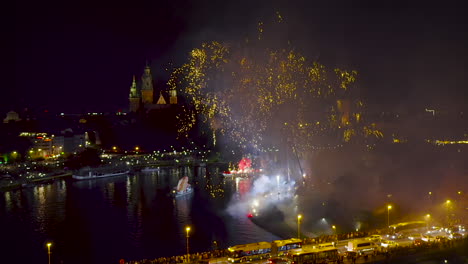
[[380, 240, 399, 248]]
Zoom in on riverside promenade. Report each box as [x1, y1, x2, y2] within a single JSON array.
[[123, 233, 468, 264]]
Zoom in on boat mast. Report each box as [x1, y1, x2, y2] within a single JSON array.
[[292, 144, 304, 179], [287, 146, 290, 182]]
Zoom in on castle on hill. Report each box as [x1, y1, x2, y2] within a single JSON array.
[[128, 64, 177, 112]]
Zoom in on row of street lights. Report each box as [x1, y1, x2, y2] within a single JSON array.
[[297, 202, 450, 241], [296, 214, 337, 240], [46, 200, 457, 264], [386, 200, 454, 230], [44, 227, 192, 264]]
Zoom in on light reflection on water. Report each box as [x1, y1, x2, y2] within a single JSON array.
[[0, 165, 280, 264]]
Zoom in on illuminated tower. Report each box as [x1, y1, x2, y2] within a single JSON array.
[[156, 91, 167, 104], [141, 64, 154, 104], [128, 75, 140, 112], [169, 87, 177, 104]]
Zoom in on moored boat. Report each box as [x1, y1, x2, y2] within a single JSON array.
[[221, 171, 233, 177], [72, 166, 130, 180], [141, 167, 160, 173]]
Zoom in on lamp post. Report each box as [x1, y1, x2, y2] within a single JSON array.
[[332, 225, 336, 235], [387, 205, 392, 228], [297, 214, 302, 239], [425, 214, 431, 231], [186, 226, 191, 263], [445, 200, 451, 225], [47, 243, 52, 264]]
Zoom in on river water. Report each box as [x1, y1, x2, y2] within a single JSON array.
[[1, 166, 279, 264]]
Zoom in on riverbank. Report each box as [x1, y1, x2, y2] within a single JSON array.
[[0, 172, 72, 192], [1, 158, 227, 192]]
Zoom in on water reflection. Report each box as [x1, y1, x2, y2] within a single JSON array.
[[1, 166, 279, 264]]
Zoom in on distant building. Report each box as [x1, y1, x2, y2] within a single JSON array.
[[129, 75, 140, 112], [19, 131, 86, 158], [128, 64, 178, 112], [3, 111, 21, 123]]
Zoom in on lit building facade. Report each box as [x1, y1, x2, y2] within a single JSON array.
[[3, 111, 21, 123], [20, 132, 85, 159], [128, 64, 178, 112]]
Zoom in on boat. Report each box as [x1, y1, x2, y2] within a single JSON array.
[[221, 171, 234, 177], [171, 176, 193, 197], [221, 170, 255, 178], [141, 167, 160, 173], [72, 166, 130, 181]]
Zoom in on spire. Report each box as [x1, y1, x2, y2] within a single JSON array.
[[144, 60, 151, 76], [156, 91, 167, 104], [128, 74, 141, 112], [129, 75, 139, 98]]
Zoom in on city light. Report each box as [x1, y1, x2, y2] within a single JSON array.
[[387, 205, 392, 228], [297, 214, 302, 239], [185, 226, 191, 262], [6, 3, 468, 264], [425, 214, 431, 230], [47, 242, 52, 264]]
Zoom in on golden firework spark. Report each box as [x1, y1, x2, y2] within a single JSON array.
[[168, 16, 374, 152]]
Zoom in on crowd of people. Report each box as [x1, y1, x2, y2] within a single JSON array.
[[124, 248, 229, 264], [124, 230, 467, 264]]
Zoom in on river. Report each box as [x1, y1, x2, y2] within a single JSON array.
[[0, 166, 280, 264]]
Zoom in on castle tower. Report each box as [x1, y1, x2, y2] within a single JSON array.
[[129, 75, 140, 112], [141, 64, 154, 104], [169, 87, 177, 104], [156, 91, 167, 104]]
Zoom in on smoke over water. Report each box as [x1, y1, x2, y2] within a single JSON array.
[[226, 174, 296, 216], [226, 173, 300, 238], [171, 2, 468, 237]]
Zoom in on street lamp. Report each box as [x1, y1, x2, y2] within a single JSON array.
[[47, 243, 52, 264], [445, 200, 451, 225], [425, 214, 431, 231], [387, 205, 392, 228], [297, 214, 302, 239], [186, 226, 191, 262], [332, 225, 336, 235]]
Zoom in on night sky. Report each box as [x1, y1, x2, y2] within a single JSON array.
[[11, 0, 468, 114]]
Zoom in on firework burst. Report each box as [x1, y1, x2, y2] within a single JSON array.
[[169, 14, 382, 153]]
